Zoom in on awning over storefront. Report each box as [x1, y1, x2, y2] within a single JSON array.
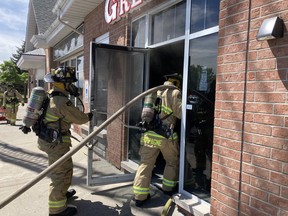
[[17, 48, 45, 70]]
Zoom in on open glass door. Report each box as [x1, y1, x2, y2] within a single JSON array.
[[87, 43, 148, 185]]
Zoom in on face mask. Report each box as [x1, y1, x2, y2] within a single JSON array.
[[65, 83, 80, 97]]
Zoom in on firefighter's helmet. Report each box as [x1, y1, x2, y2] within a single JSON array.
[[164, 73, 182, 88], [44, 66, 78, 83], [7, 83, 14, 90]]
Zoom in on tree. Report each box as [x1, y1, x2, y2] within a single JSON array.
[[0, 41, 29, 97], [10, 41, 25, 67], [0, 60, 20, 83], [0, 60, 28, 94]]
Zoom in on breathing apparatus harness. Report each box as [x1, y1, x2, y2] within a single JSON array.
[[137, 91, 174, 139], [32, 91, 65, 144], [32, 89, 83, 144], [5, 90, 19, 104]]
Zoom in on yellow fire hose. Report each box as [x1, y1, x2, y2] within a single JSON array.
[[161, 198, 174, 216], [0, 85, 177, 209]]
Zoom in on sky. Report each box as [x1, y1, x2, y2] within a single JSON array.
[[0, 0, 29, 64]]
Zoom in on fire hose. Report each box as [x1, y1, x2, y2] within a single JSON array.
[[0, 85, 177, 209]]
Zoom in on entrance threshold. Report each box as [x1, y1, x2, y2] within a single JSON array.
[[173, 194, 210, 216]]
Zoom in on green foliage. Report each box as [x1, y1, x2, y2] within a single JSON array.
[[10, 41, 25, 66], [0, 41, 28, 95], [0, 60, 28, 94]]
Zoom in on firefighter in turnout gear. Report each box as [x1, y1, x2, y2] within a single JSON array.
[[133, 73, 182, 207], [2, 83, 24, 125], [0, 83, 6, 106], [37, 67, 93, 216]]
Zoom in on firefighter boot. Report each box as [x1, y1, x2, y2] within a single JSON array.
[[66, 189, 76, 199], [49, 205, 77, 216], [133, 194, 151, 207]]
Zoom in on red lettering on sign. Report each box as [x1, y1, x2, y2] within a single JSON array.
[[105, 0, 145, 24]]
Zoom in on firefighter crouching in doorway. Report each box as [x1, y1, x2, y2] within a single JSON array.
[[133, 73, 182, 207], [2, 83, 24, 125], [20, 66, 93, 216]]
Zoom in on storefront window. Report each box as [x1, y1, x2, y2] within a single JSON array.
[[184, 33, 218, 202], [191, 0, 220, 33], [53, 25, 84, 60], [76, 55, 84, 106], [132, 16, 146, 47], [151, 1, 186, 45]]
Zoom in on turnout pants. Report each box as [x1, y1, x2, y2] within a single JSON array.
[[38, 138, 73, 214], [5, 105, 18, 124], [133, 138, 179, 201]]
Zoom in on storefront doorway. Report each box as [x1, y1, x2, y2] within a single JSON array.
[[89, 38, 217, 203], [147, 35, 217, 203], [148, 41, 184, 178]]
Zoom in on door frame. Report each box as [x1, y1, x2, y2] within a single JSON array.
[[87, 42, 149, 186]]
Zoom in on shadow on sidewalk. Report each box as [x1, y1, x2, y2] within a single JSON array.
[[70, 199, 135, 216], [0, 141, 88, 183], [0, 142, 47, 173]]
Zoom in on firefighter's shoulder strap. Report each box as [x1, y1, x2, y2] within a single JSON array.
[[32, 91, 66, 134], [157, 89, 173, 121], [41, 91, 66, 118]]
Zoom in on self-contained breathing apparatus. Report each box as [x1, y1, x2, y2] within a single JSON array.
[[137, 91, 174, 139], [20, 66, 86, 144], [32, 91, 68, 144]]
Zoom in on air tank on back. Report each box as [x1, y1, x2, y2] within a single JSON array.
[[23, 87, 47, 127], [141, 93, 156, 123]]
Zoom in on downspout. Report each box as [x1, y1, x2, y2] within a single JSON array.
[[238, 0, 252, 215], [57, 8, 84, 36]]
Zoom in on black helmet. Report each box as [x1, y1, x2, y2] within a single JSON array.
[[44, 66, 78, 83]]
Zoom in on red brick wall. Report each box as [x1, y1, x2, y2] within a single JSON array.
[[212, 0, 288, 215]]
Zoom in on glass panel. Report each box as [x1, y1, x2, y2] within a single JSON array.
[[184, 33, 217, 202], [94, 49, 109, 126], [132, 17, 146, 47], [126, 53, 145, 162], [151, 1, 186, 45], [93, 47, 145, 164], [76, 55, 84, 109], [191, 0, 220, 33], [53, 25, 84, 60], [71, 59, 76, 67]]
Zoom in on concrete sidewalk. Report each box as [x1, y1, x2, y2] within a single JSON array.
[[0, 105, 183, 216]]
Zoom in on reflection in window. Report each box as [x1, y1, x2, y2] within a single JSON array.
[[151, 1, 186, 45], [184, 33, 218, 202], [191, 0, 220, 33], [53, 25, 84, 60], [76, 55, 84, 103], [132, 16, 146, 47]]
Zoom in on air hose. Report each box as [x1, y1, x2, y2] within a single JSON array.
[[0, 84, 177, 209]]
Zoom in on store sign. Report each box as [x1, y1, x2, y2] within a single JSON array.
[[105, 0, 145, 24]]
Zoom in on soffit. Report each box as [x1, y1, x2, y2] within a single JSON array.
[[36, 0, 103, 48], [17, 48, 46, 70]]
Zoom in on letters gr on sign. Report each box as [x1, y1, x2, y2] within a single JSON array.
[[105, 0, 147, 24]]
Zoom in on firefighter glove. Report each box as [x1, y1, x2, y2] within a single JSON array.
[[19, 125, 31, 134], [88, 112, 93, 121]]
